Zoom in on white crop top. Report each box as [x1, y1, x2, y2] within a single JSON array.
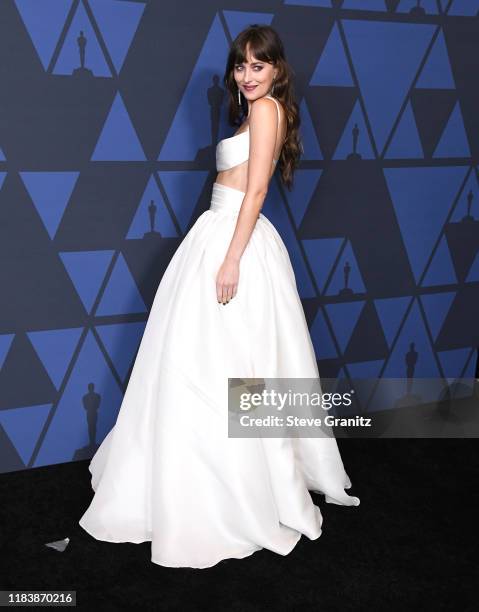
[[216, 94, 282, 172]]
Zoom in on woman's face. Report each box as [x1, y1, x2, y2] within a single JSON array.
[[234, 46, 277, 101]]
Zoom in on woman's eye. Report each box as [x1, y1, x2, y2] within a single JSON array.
[[235, 66, 263, 71]]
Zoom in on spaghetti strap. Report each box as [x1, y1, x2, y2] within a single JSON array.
[[264, 94, 281, 126], [264, 94, 284, 153]]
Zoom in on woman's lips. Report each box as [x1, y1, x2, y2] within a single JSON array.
[[243, 86, 257, 92]]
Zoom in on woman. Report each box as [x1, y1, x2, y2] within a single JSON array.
[[79, 24, 359, 569]]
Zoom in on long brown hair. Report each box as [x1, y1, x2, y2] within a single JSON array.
[[223, 24, 303, 191]]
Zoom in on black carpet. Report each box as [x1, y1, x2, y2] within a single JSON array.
[[1, 439, 477, 611]]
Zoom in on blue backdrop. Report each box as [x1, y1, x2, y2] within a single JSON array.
[[1, 0, 478, 473]]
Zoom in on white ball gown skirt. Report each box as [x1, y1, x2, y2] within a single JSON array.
[[78, 181, 360, 569]]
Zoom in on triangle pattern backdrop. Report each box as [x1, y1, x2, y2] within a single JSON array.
[[0, 0, 478, 473]]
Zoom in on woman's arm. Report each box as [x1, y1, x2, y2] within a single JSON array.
[[216, 97, 279, 304], [224, 97, 278, 262]]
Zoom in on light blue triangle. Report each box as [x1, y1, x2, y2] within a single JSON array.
[[299, 98, 323, 160], [91, 92, 146, 160], [433, 102, 471, 158], [0, 404, 51, 465], [310, 23, 353, 87], [368, 300, 442, 409], [347, 359, 384, 378], [416, 31, 455, 89], [303, 238, 343, 293], [53, 1, 110, 76], [97, 254, 147, 316], [33, 331, 124, 466], [466, 252, 479, 282], [27, 327, 83, 389], [343, 0, 386, 10], [14, 0, 71, 69], [286, 169, 322, 228], [159, 171, 208, 234], [346, 359, 385, 408], [384, 166, 467, 281], [20, 171, 79, 239], [420, 291, 455, 340], [0, 334, 15, 369], [381, 299, 441, 377], [59, 250, 114, 313], [421, 236, 457, 286], [325, 301, 365, 354], [158, 14, 229, 161], [463, 352, 477, 378], [438, 348, 471, 379], [284, 0, 331, 6], [374, 296, 411, 347], [95, 321, 146, 382], [333, 99, 374, 159], [325, 241, 366, 295], [127, 174, 178, 239], [223, 11, 274, 40], [448, 0, 479, 16], [369, 301, 441, 411], [343, 19, 435, 153], [310, 308, 338, 360], [88, 0, 146, 72], [385, 101, 423, 159]]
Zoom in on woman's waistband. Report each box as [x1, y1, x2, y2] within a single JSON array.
[[209, 182, 246, 215]]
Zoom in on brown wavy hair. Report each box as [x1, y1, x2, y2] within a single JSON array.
[[222, 24, 303, 191]]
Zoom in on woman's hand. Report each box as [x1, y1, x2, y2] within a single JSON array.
[[216, 256, 239, 304]]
